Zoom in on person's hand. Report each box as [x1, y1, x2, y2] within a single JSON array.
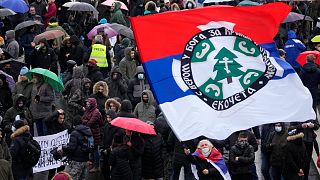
[[66, 53, 70, 57], [31, 42, 36, 47], [57, 109, 64, 114], [202, 169, 209, 175], [302, 123, 308, 128], [184, 148, 190, 155], [298, 169, 304, 176], [127, 141, 132, 147], [235, 157, 239, 161]]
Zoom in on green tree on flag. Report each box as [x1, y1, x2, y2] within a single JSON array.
[[213, 47, 244, 84]]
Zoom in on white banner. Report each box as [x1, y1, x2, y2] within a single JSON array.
[[33, 130, 70, 173]]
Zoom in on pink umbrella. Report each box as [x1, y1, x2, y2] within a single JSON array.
[[87, 24, 118, 40], [101, 0, 128, 11]]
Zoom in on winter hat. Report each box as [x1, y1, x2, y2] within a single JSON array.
[[20, 66, 29, 75], [13, 120, 26, 129], [98, 18, 108, 24], [88, 59, 97, 66]]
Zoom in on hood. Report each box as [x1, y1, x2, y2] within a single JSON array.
[[82, 78, 92, 85], [303, 62, 318, 73], [287, 30, 297, 39], [184, 0, 196, 9], [66, 60, 77, 69], [5, 30, 15, 40], [106, 109, 117, 119], [13, 94, 26, 109], [105, 98, 121, 112], [72, 66, 84, 79], [111, 66, 122, 76], [113, 2, 122, 12], [48, 22, 59, 28], [86, 98, 97, 110], [120, 99, 132, 113], [75, 124, 93, 137], [141, 89, 154, 105], [287, 132, 304, 141], [69, 35, 80, 46], [121, 38, 131, 48], [11, 125, 30, 139], [124, 47, 133, 60], [135, 66, 145, 76], [93, 81, 109, 96]]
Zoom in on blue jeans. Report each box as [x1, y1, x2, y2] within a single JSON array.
[[261, 152, 272, 180], [35, 118, 48, 136]]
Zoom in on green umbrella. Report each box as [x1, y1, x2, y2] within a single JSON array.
[[26, 68, 64, 92]]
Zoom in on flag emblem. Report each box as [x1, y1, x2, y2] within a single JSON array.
[[180, 27, 276, 111]]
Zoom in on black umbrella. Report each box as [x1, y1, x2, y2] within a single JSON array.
[[109, 23, 134, 39], [14, 20, 43, 31], [68, 2, 99, 14], [0, 58, 26, 81], [0, 8, 16, 18]]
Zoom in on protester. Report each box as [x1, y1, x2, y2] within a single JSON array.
[[63, 66, 85, 99], [44, 0, 57, 26], [119, 47, 137, 82], [266, 122, 287, 180], [0, 129, 13, 180], [29, 38, 57, 69], [127, 66, 150, 108], [82, 98, 103, 173], [0, 75, 13, 118], [46, 17, 68, 49], [260, 124, 274, 180], [134, 90, 156, 122], [160, 0, 171, 12], [283, 128, 307, 180], [117, 99, 136, 118], [114, 37, 131, 65], [90, 81, 109, 114], [184, 139, 226, 180], [110, 2, 128, 27], [86, 60, 104, 85], [105, 98, 121, 113], [62, 60, 77, 84], [30, 0, 47, 17], [105, 66, 128, 100], [68, 35, 85, 66], [20, 26, 38, 65], [5, 30, 19, 59]]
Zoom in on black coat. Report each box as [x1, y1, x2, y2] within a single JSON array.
[[63, 125, 92, 162], [30, 45, 57, 69], [87, 68, 104, 85], [229, 142, 255, 175], [225, 130, 258, 152], [142, 134, 165, 179], [0, 86, 12, 116], [103, 123, 123, 149], [109, 145, 133, 180], [266, 128, 287, 167], [300, 62, 320, 102], [167, 132, 191, 166], [124, 133, 144, 180], [282, 137, 307, 180], [44, 111, 68, 135], [105, 66, 128, 100]]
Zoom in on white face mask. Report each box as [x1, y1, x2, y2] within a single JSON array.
[[11, 126, 16, 132], [137, 73, 144, 80], [201, 147, 211, 157], [275, 126, 282, 132]]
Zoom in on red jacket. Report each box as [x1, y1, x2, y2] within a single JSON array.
[[317, 154, 320, 168], [44, 3, 57, 26]]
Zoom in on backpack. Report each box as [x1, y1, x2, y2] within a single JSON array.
[[77, 130, 94, 153], [22, 136, 41, 168]]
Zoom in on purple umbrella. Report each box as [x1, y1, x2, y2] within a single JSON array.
[[282, 12, 313, 23], [0, 70, 15, 91], [87, 24, 118, 40]]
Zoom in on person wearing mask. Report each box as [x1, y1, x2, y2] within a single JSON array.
[[184, 139, 228, 180], [29, 73, 54, 136], [127, 66, 150, 108], [282, 128, 307, 180], [12, 67, 32, 104], [105, 98, 121, 113], [86, 60, 104, 85], [266, 122, 287, 180], [30, 38, 57, 69], [5, 30, 19, 59], [81, 98, 104, 173], [105, 66, 128, 100], [119, 47, 137, 83], [134, 90, 156, 122], [229, 132, 255, 180], [101, 110, 123, 180], [284, 26, 306, 73], [90, 81, 109, 113], [86, 35, 111, 77]]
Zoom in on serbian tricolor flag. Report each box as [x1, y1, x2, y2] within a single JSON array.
[[131, 3, 315, 141], [192, 148, 231, 179]]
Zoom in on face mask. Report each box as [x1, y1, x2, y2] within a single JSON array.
[[200, 147, 211, 157], [11, 126, 16, 132], [137, 73, 144, 80], [275, 126, 282, 133], [187, 3, 193, 9], [238, 140, 248, 148]]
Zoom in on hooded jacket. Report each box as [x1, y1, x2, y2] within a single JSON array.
[[9, 125, 33, 179], [90, 81, 109, 112], [44, 110, 68, 135], [63, 124, 92, 162], [229, 141, 255, 175], [105, 98, 121, 113], [30, 0, 46, 16], [68, 35, 85, 66], [117, 99, 136, 118], [300, 62, 320, 102], [63, 66, 84, 98], [114, 38, 131, 64], [105, 66, 128, 100], [103, 110, 123, 149], [127, 66, 150, 107], [266, 123, 287, 167], [284, 30, 306, 69], [12, 79, 33, 104], [20, 29, 38, 55], [119, 47, 137, 82], [82, 98, 103, 145], [5, 30, 19, 59], [133, 90, 156, 122], [110, 2, 128, 27], [3, 94, 31, 130], [109, 144, 133, 180], [30, 38, 57, 69]]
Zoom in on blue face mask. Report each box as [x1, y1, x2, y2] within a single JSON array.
[[275, 126, 282, 132]]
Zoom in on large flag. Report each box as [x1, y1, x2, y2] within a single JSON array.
[[131, 3, 316, 141]]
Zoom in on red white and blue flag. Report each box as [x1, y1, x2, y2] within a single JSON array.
[[131, 3, 315, 141]]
